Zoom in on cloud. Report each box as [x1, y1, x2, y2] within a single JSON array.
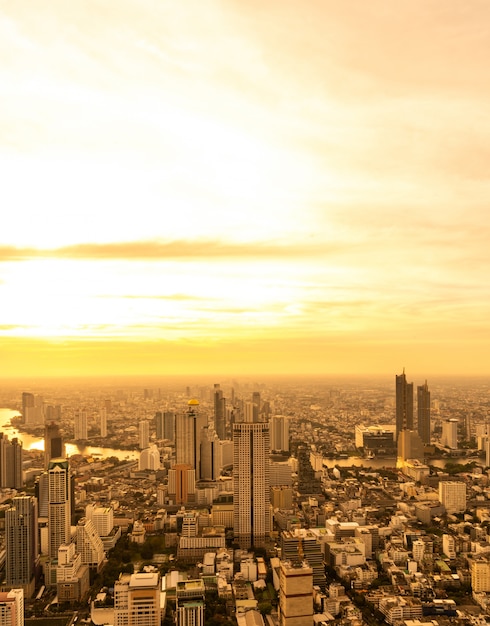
[[0, 239, 334, 261]]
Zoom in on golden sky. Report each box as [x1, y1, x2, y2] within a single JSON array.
[[1, 1, 489, 377]]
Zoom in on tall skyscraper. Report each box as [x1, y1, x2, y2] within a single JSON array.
[[175, 401, 207, 471], [48, 459, 71, 559], [233, 420, 271, 548], [44, 423, 64, 469], [5, 496, 38, 596], [21, 392, 35, 425], [0, 435, 23, 489], [396, 370, 413, 440], [270, 415, 290, 453], [441, 418, 458, 449], [213, 384, 226, 440], [139, 420, 150, 450], [417, 381, 431, 444], [99, 408, 107, 438]]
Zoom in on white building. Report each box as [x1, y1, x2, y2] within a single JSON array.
[[0, 589, 23, 626], [439, 481, 466, 514], [114, 572, 161, 626]]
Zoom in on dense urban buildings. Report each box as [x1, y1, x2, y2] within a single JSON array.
[[1, 374, 490, 624]]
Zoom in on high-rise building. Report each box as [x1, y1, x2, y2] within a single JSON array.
[[76, 518, 104, 573], [0, 435, 23, 489], [5, 496, 38, 596], [396, 370, 413, 440], [233, 421, 271, 548], [270, 415, 290, 453], [114, 572, 161, 626], [175, 401, 207, 471], [21, 393, 35, 424], [99, 408, 107, 438], [417, 381, 431, 445], [278, 560, 313, 626], [86, 505, 114, 538], [48, 459, 71, 559], [199, 425, 221, 481], [213, 384, 226, 440], [44, 423, 64, 469], [0, 589, 24, 626], [176, 579, 205, 626], [441, 419, 458, 449], [167, 465, 195, 506], [439, 481, 466, 514], [74, 410, 88, 441], [139, 420, 150, 450]]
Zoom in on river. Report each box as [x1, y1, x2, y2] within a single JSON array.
[[0, 408, 138, 461]]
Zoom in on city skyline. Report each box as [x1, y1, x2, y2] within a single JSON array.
[[1, 1, 490, 378]]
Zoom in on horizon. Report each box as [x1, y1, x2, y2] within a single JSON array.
[[1, 1, 490, 378]]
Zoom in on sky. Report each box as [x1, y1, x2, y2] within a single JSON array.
[[1, 1, 490, 378]]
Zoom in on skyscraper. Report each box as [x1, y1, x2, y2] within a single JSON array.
[[74, 410, 88, 441], [175, 401, 207, 471], [395, 370, 413, 440], [270, 415, 290, 453], [417, 381, 431, 445], [233, 420, 271, 548], [0, 435, 22, 489], [5, 496, 38, 596], [139, 420, 150, 450], [44, 423, 64, 469], [48, 459, 71, 559], [213, 384, 226, 440], [99, 408, 107, 438]]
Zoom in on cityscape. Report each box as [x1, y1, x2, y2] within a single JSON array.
[[1, 1, 490, 626], [0, 374, 489, 625]]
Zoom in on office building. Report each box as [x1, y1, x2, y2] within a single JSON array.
[[75, 518, 104, 573], [472, 558, 490, 593], [439, 481, 466, 514], [44, 423, 64, 469], [441, 418, 458, 449], [48, 459, 71, 559], [417, 381, 431, 444], [0, 435, 22, 489], [270, 415, 290, 452], [139, 420, 150, 450], [99, 408, 107, 438], [22, 392, 43, 425], [138, 445, 161, 471], [213, 384, 226, 440], [233, 421, 271, 548], [114, 572, 161, 626], [175, 401, 207, 471], [0, 589, 24, 626], [278, 560, 313, 626], [176, 579, 205, 626], [74, 410, 88, 441], [5, 496, 38, 596], [167, 465, 196, 506], [396, 370, 413, 440], [155, 411, 175, 441]]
